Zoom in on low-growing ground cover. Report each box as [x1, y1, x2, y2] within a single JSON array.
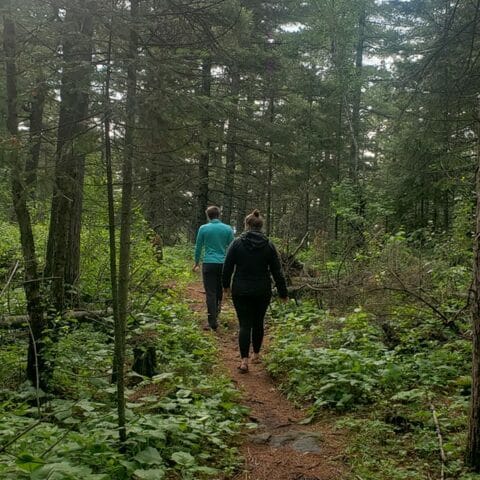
[[3, 225, 480, 479], [0, 246, 246, 480], [265, 298, 477, 479]]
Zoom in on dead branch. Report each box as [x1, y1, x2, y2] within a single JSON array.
[[0, 419, 43, 453], [289, 231, 309, 260], [429, 402, 446, 480], [377, 285, 459, 333], [0, 260, 19, 299]]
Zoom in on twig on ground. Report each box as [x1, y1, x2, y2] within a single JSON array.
[[41, 423, 77, 457], [0, 420, 43, 453], [429, 401, 446, 480], [307, 460, 323, 469]]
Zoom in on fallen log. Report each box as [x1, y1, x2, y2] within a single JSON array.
[[0, 309, 112, 329]]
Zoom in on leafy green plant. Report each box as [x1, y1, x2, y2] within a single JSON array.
[[0, 246, 245, 479]]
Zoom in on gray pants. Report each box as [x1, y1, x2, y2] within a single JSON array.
[[202, 263, 223, 329]]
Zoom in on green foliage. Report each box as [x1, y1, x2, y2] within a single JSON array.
[[0, 307, 244, 479], [266, 219, 476, 475], [337, 394, 479, 480], [0, 247, 245, 479], [266, 296, 477, 477], [0, 222, 21, 271], [0, 334, 27, 388], [0, 221, 48, 315], [49, 323, 112, 398], [78, 210, 193, 310], [266, 305, 392, 411], [331, 179, 365, 227]]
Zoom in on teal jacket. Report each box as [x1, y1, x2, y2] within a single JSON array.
[[194, 219, 234, 264]]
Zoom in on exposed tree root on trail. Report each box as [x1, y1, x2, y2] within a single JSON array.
[[186, 282, 348, 480]]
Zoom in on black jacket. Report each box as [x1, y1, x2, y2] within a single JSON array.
[[222, 231, 288, 298]]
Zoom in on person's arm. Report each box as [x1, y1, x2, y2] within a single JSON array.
[[222, 241, 236, 290], [193, 227, 204, 270], [268, 242, 288, 299], [228, 227, 234, 244]]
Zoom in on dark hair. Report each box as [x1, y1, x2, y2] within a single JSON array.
[[206, 205, 220, 220], [245, 209, 264, 231]]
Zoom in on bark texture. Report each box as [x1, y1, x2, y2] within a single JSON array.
[[3, 1, 46, 388], [112, 0, 139, 444], [223, 65, 240, 225], [45, 0, 95, 310], [26, 76, 46, 196], [195, 57, 212, 233], [466, 103, 480, 472]]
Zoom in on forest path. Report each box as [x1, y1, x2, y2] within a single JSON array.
[[185, 281, 348, 480]]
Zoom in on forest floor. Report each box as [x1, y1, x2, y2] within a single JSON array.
[[185, 281, 349, 480]]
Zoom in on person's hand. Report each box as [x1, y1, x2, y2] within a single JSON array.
[[223, 287, 230, 297], [192, 263, 200, 272]]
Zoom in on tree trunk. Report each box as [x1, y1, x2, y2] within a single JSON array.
[[113, 0, 139, 445], [223, 65, 240, 225], [148, 168, 160, 229], [266, 94, 274, 236], [45, 0, 94, 311], [26, 75, 46, 197], [65, 152, 86, 304], [305, 84, 314, 237], [195, 57, 212, 233], [349, 3, 366, 245], [334, 101, 342, 242], [2, 0, 46, 389], [466, 100, 480, 472], [349, 4, 366, 181], [235, 150, 248, 233], [103, 2, 120, 378]]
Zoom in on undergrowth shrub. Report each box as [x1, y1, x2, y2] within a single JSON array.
[[0, 252, 245, 479], [266, 304, 398, 411], [265, 227, 475, 479], [0, 221, 48, 315]]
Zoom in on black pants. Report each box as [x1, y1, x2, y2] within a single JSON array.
[[202, 263, 224, 329], [232, 294, 271, 358]]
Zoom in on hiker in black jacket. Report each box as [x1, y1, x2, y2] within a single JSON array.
[[222, 209, 288, 373]]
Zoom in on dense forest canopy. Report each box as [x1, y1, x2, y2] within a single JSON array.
[[3, 0, 480, 479], [4, 0, 479, 244]]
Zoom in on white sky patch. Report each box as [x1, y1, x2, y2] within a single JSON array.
[[280, 22, 305, 33], [212, 65, 224, 78], [365, 53, 394, 69]]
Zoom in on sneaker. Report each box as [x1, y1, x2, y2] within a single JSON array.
[[203, 324, 217, 332], [237, 364, 248, 374]]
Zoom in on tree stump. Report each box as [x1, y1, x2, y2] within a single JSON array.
[[131, 330, 158, 378]]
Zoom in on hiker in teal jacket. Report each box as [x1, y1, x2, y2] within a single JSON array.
[[193, 206, 234, 330]]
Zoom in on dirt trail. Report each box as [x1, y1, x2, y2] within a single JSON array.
[[186, 282, 348, 480]]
